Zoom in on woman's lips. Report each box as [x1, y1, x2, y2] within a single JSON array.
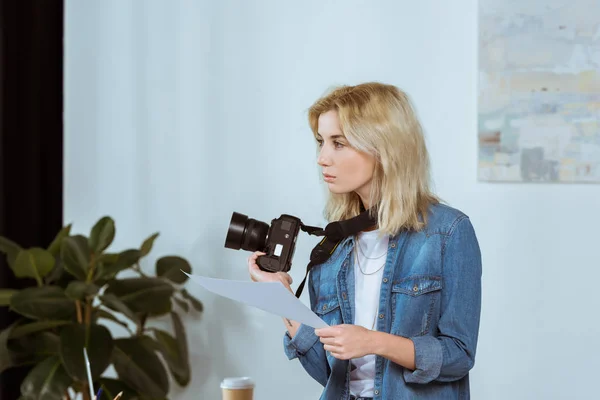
[[323, 174, 335, 182]]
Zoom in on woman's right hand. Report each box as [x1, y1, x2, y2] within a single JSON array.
[[247, 251, 293, 291]]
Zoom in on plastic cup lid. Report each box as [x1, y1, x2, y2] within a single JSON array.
[[220, 376, 255, 389]]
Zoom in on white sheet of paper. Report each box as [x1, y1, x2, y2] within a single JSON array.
[[184, 273, 328, 329]]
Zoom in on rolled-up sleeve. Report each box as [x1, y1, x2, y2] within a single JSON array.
[[404, 216, 482, 384], [282, 268, 330, 387], [283, 323, 320, 359]]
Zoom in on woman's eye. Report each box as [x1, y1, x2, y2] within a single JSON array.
[[316, 140, 323, 147], [334, 141, 344, 148]]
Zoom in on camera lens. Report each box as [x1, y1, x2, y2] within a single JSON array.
[[224, 212, 269, 252]]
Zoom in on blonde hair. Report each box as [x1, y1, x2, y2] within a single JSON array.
[[308, 82, 439, 235]]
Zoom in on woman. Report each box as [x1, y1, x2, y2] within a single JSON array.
[[248, 82, 482, 399]]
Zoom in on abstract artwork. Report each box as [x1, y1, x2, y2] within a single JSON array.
[[478, 0, 600, 182]]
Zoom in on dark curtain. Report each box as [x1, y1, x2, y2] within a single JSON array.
[[0, 1, 64, 398]]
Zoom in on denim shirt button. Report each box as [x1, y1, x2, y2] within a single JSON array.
[[375, 389, 380, 395], [382, 277, 388, 283], [322, 304, 327, 310], [378, 313, 384, 319], [390, 243, 396, 248], [342, 292, 347, 299]]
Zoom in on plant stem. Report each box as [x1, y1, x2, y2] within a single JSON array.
[[85, 300, 92, 327], [133, 262, 148, 278], [136, 314, 147, 336], [82, 384, 91, 400], [76, 300, 83, 323]]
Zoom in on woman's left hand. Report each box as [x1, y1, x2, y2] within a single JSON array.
[[315, 324, 374, 360]]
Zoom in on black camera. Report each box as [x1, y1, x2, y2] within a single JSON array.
[[224, 212, 302, 273]]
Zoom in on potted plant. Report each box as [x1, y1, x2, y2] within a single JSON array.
[[0, 216, 203, 400]]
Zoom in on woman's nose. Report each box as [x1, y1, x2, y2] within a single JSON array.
[[317, 148, 331, 167]]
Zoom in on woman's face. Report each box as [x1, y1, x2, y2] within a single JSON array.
[[316, 110, 376, 208]]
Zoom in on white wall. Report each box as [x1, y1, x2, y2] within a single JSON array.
[[64, 1, 600, 399]]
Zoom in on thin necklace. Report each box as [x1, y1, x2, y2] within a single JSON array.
[[354, 246, 381, 331], [369, 309, 378, 330], [357, 240, 387, 260], [354, 245, 386, 276], [353, 239, 385, 331], [356, 233, 388, 259]]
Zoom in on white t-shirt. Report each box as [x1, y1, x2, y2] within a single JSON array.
[[350, 229, 389, 397]]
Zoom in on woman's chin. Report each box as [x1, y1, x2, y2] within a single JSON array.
[[326, 183, 350, 194]]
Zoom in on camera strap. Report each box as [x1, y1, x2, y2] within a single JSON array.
[[294, 209, 377, 298]]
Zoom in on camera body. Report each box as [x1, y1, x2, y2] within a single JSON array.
[[224, 212, 302, 273]]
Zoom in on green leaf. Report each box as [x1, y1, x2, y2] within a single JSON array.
[[60, 235, 90, 280], [10, 286, 76, 320], [47, 224, 72, 257], [140, 232, 159, 257], [9, 321, 71, 339], [97, 252, 119, 264], [65, 281, 99, 300], [0, 235, 22, 268], [20, 355, 72, 400], [152, 312, 190, 386], [98, 378, 140, 400], [105, 278, 174, 316], [181, 289, 204, 312], [156, 256, 192, 284], [112, 337, 170, 398], [0, 322, 19, 373], [12, 248, 56, 284], [89, 216, 116, 254], [99, 294, 139, 324], [95, 309, 131, 331], [173, 297, 189, 312], [3, 330, 60, 374], [96, 249, 141, 280], [0, 289, 18, 306], [43, 259, 73, 287], [59, 323, 113, 381]]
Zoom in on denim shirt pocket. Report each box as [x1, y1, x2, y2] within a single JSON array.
[[390, 275, 443, 338], [314, 294, 343, 366], [314, 294, 342, 326]]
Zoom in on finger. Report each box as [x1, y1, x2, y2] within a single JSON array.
[[319, 337, 337, 345], [328, 350, 346, 360], [278, 272, 293, 285], [315, 328, 334, 337], [315, 328, 336, 338], [279, 278, 291, 288], [248, 262, 261, 274], [248, 252, 264, 267], [249, 268, 263, 282], [248, 261, 265, 282], [331, 352, 348, 360], [248, 253, 266, 270], [251, 251, 266, 260], [323, 344, 340, 352]]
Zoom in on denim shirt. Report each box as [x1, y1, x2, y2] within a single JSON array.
[[283, 203, 482, 399]]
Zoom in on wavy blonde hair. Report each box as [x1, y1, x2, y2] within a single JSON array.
[[308, 82, 439, 235]]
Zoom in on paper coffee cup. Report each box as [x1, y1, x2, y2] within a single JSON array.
[[220, 377, 254, 400]]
